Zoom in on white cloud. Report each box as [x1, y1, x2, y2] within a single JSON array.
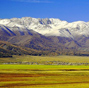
[[11, 0, 53, 3]]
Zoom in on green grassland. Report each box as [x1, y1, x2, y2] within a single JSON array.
[[1, 55, 89, 88], [0, 64, 89, 69]]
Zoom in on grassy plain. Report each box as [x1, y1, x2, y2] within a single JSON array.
[[0, 55, 89, 88], [1, 55, 89, 63], [0, 65, 89, 88]]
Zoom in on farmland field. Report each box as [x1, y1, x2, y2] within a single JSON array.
[[0, 55, 89, 88]]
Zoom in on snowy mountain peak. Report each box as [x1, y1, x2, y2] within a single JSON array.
[[0, 17, 89, 38]]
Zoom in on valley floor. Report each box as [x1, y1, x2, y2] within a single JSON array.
[[1, 55, 89, 65], [0, 65, 89, 88]]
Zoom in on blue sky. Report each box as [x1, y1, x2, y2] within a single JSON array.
[[0, 0, 89, 22]]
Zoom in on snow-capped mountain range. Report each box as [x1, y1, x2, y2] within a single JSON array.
[[1, 17, 89, 55], [0, 17, 89, 38]]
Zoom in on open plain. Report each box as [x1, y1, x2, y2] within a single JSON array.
[[0, 56, 89, 88]]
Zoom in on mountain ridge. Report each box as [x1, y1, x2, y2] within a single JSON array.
[[0, 17, 89, 38]]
